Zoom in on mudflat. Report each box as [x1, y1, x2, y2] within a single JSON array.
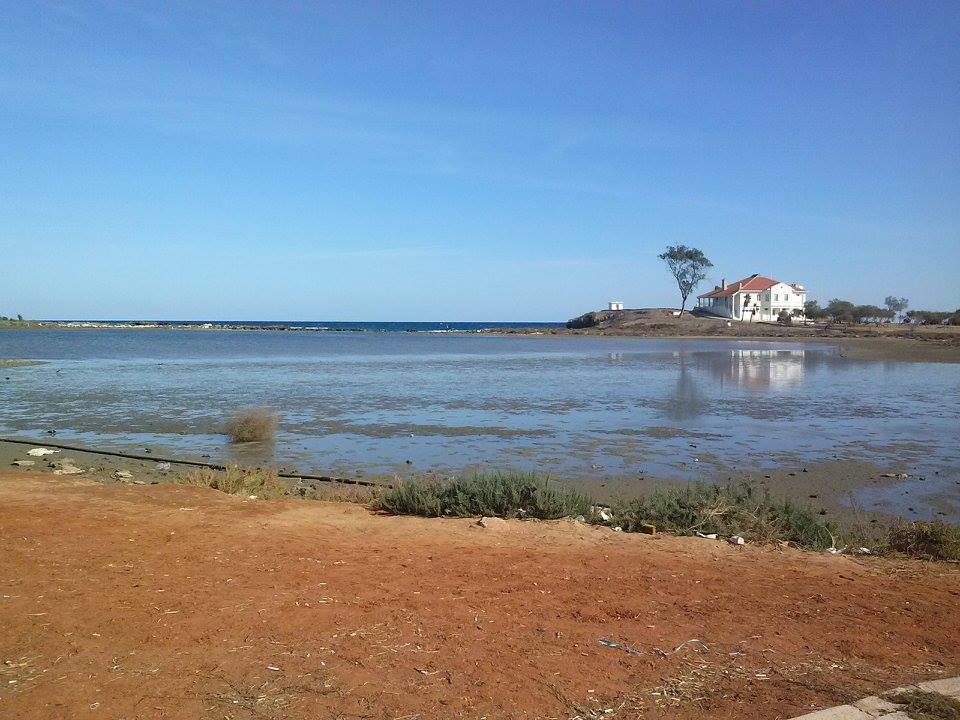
[[1, 473, 958, 720]]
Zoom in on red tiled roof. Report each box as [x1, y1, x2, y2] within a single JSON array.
[[698, 274, 779, 299]]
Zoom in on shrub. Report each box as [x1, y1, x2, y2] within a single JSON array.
[[885, 690, 960, 720], [226, 408, 278, 443], [887, 519, 960, 561], [777, 310, 792, 325], [176, 465, 288, 499], [378, 472, 592, 520], [612, 483, 839, 549]]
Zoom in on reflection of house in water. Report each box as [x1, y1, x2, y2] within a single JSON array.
[[663, 349, 810, 421], [707, 349, 807, 391]]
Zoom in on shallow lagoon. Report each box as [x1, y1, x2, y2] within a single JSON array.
[[1, 329, 958, 518]]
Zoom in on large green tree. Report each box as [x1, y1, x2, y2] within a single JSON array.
[[658, 245, 712, 315]]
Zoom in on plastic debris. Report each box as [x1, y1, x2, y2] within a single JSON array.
[[612, 526, 623, 532], [729, 535, 746, 546], [695, 531, 718, 540], [155, 462, 172, 471], [27, 448, 60, 457], [592, 506, 614, 522], [598, 638, 644, 656]]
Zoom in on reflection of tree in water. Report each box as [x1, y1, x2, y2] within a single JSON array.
[[665, 354, 709, 420]]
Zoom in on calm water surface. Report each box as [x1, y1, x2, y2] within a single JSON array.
[[2, 329, 958, 516]]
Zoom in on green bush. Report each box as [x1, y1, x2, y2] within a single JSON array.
[[613, 483, 839, 549], [887, 519, 960, 561], [378, 472, 592, 520]]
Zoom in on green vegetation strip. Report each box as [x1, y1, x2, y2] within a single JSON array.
[[379, 473, 960, 557]]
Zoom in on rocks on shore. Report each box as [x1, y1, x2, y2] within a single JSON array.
[[12, 459, 35, 468], [49, 458, 84, 475], [477, 516, 507, 530]]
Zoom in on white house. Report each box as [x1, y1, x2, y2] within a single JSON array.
[[608, 301, 624, 311], [696, 274, 806, 322]]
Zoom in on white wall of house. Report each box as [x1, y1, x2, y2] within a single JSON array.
[[739, 283, 806, 322]]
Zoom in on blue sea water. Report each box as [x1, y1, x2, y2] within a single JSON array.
[[46, 320, 564, 332]]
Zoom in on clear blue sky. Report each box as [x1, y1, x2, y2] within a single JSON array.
[[1, 1, 958, 320]]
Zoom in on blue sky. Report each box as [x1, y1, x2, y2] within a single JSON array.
[[1, 1, 958, 320]]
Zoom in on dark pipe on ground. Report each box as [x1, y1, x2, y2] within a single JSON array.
[[0, 436, 390, 489]]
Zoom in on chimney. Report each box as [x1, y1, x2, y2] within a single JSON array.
[[721, 277, 727, 290]]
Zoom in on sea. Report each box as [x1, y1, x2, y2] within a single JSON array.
[[1, 325, 958, 519]]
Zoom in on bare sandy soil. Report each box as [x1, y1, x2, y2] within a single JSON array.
[[1, 473, 958, 720]]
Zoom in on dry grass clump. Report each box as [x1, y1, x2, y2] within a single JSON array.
[[886, 690, 960, 720], [296, 482, 383, 504], [176, 465, 288, 500], [226, 408, 278, 443], [887, 519, 960, 561]]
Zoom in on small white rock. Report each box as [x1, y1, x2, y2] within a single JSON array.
[[477, 516, 507, 529]]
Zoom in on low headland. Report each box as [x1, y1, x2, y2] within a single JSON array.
[[515, 307, 960, 363]]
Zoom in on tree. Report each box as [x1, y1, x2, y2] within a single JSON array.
[[804, 300, 825, 320], [658, 245, 712, 315], [825, 299, 856, 323], [16, 314, 23, 322], [883, 296, 908, 322], [741, 293, 758, 322]]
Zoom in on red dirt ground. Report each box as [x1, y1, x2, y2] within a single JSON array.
[[1, 472, 958, 720]]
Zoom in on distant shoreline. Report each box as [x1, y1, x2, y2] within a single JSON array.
[[3, 317, 960, 362], [0, 320, 562, 333]]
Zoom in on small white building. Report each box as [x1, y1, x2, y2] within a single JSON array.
[[696, 274, 806, 322], [608, 301, 624, 311]]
